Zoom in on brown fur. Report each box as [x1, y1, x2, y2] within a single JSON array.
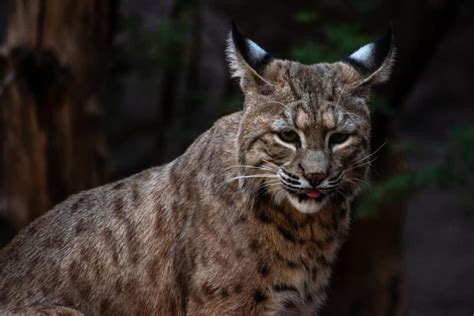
[[0, 29, 394, 315]]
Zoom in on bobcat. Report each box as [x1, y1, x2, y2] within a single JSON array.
[[0, 24, 394, 315]]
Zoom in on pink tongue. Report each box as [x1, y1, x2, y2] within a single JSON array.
[[306, 190, 321, 199]]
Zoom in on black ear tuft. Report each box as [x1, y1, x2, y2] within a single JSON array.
[[343, 27, 394, 76], [230, 22, 272, 72]]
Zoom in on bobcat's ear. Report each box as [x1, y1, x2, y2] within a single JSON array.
[[226, 23, 275, 94], [343, 27, 395, 89]]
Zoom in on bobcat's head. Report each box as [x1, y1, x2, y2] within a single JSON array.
[[227, 24, 395, 214]]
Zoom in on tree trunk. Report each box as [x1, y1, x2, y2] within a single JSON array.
[[0, 0, 116, 245]]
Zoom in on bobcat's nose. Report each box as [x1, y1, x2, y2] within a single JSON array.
[[305, 172, 326, 187]]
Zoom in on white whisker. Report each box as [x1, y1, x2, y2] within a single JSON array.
[[346, 157, 378, 172], [227, 174, 278, 182], [261, 159, 280, 170], [352, 139, 388, 165], [348, 177, 369, 185], [250, 180, 282, 200], [225, 164, 276, 172]]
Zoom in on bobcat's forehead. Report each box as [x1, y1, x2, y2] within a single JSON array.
[[286, 62, 343, 100], [286, 100, 339, 134], [265, 62, 368, 136]]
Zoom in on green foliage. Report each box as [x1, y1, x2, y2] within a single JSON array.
[[293, 10, 320, 24], [354, 126, 474, 218], [150, 9, 193, 68], [449, 126, 474, 173], [290, 15, 371, 63]]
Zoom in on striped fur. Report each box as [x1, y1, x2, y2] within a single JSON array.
[[0, 30, 394, 315]]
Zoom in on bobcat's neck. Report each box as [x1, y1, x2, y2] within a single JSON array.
[[247, 188, 351, 261], [243, 193, 351, 313]]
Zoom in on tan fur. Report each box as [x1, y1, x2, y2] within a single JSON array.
[[0, 31, 394, 315]]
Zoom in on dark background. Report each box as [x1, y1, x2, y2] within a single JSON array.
[[0, 0, 473, 315]]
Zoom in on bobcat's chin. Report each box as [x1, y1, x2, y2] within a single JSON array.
[[286, 191, 329, 214]]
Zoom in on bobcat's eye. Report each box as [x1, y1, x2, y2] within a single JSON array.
[[329, 132, 349, 147], [278, 130, 300, 145]]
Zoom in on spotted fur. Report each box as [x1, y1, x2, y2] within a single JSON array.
[[0, 26, 394, 315]]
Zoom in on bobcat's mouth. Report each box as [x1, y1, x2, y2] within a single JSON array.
[[285, 188, 328, 214], [286, 189, 325, 203]]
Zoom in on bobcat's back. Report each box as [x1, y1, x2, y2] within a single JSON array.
[[0, 113, 242, 314]]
